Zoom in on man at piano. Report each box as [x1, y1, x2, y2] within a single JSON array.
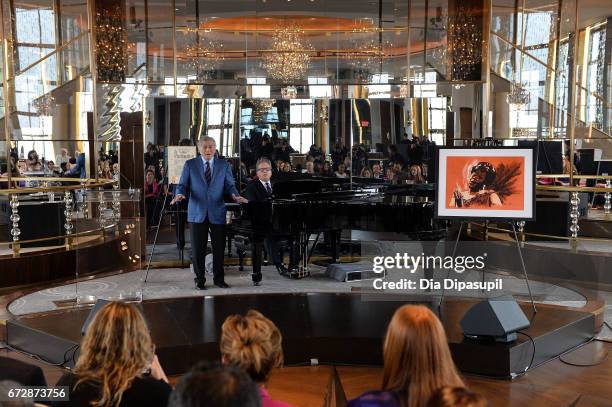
[[171, 136, 247, 290], [244, 157, 287, 285]]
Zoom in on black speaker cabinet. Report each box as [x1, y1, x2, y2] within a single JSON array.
[[460, 295, 530, 342]]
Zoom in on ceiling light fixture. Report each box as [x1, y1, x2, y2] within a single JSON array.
[[185, 28, 225, 81], [261, 25, 313, 82]]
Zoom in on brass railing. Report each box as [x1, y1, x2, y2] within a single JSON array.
[[0, 178, 131, 257]]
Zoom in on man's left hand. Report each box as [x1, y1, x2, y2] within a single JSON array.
[[232, 194, 248, 204]]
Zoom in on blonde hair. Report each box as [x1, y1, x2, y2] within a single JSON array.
[[75, 302, 153, 407], [220, 310, 283, 383], [382, 305, 464, 407]]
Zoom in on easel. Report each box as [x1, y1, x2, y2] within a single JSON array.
[[438, 221, 537, 314]]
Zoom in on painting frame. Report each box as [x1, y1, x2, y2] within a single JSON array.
[[435, 146, 536, 221]]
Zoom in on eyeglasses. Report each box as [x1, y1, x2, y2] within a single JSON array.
[[257, 167, 272, 172]]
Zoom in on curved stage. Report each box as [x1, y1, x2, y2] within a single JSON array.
[[6, 292, 596, 379]]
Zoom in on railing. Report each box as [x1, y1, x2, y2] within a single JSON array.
[[0, 177, 135, 257]]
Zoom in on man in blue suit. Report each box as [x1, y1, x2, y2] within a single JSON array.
[[171, 136, 247, 289]]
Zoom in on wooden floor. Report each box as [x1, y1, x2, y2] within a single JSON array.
[[3, 340, 612, 406]]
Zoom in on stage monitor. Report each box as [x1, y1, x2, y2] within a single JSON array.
[[460, 295, 530, 342], [435, 147, 535, 220]]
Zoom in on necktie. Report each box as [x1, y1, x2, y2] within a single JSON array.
[[265, 182, 272, 195], [205, 161, 212, 185]]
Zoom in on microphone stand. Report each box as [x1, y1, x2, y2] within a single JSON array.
[[144, 171, 171, 285]]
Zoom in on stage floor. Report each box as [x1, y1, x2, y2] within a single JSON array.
[[8, 263, 588, 316], [6, 293, 596, 378]]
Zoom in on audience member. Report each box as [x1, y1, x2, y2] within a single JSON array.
[[144, 143, 159, 169], [145, 169, 160, 228], [322, 161, 333, 176], [26, 150, 43, 172], [349, 305, 464, 407], [387, 145, 405, 167], [408, 165, 425, 183], [426, 387, 488, 407], [372, 163, 383, 179], [46, 160, 61, 177], [335, 163, 348, 178], [168, 362, 261, 407], [313, 160, 323, 175], [220, 310, 292, 407], [360, 167, 373, 178], [68, 152, 87, 178], [308, 144, 323, 160], [331, 142, 348, 170], [52, 301, 171, 407], [303, 161, 315, 175], [55, 148, 70, 166]]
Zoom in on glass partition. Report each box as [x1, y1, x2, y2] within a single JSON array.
[[74, 188, 143, 304]]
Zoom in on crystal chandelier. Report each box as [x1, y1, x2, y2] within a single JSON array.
[[185, 28, 225, 80], [262, 25, 313, 82], [447, 6, 482, 81], [506, 82, 531, 110], [96, 6, 127, 82], [251, 99, 274, 122], [427, 7, 448, 70], [32, 94, 55, 116], [349, 37, 388, 81]]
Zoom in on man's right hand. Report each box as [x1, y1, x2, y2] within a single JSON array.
[[170, 194, 185, 205]]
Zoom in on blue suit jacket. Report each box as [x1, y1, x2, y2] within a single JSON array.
[[175, 157, 239, 224]]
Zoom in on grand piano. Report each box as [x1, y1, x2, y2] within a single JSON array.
[[228, 173, 447, 278]]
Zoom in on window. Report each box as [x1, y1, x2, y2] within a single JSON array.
[[427, 98, 446, 145], [289, 99, 313, 153], [585, 25, 606, 128], [205, 99, 236, 156]]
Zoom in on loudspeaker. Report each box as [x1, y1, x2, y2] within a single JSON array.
[[81, 299, 111, 336], [460, 295, 530, 342]]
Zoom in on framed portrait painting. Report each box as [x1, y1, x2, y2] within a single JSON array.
[[435, 147, 535, 220]]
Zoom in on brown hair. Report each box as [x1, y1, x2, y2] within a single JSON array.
[[220, 310, 283, 383], [382, 305, 464, 407], [426, 387, 488, 407], [74, 302, 153, 407]]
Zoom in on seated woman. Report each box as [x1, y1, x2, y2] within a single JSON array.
[[322, 161, 334, 176], [220, 310, 292, 407], [52, 302, 171, 407], [145, 169, 159, 228], [407, 165, 425, 184], [349, 305, 464, 407]]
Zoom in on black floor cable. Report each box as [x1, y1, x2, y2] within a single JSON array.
[[516, 331, 536, 377]]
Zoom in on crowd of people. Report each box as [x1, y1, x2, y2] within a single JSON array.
[[238, 130, 435, 186], [1, 301, 488, 407], [0, 147, 92, 189]]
